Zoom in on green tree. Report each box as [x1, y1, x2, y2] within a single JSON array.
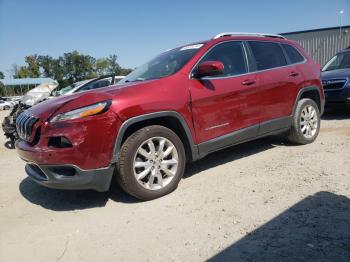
[[9, 51, 132, 85], [0, 71, 4, 79], [63, 51, 96, 83], [0, 81, 5, 96], [25, 55, 40, 77], [52, 57, 65, 83], [107, 54, 122, 74], [16, 66, 31, 78], [12, 56, 40, 78], [37, 55, 65, 84], [37, 55, 54, 77], [95, 58, 110, 76]]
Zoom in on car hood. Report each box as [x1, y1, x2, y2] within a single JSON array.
[[26, 79, 159, 121], [26, 90, 114, 121], [321, 68, 350, 79]]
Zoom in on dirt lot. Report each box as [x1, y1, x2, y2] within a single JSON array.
[[0, 109, 349, 262]]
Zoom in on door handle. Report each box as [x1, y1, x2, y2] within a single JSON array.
[[241, 79, 256, 86], [289, 71, 299, 77]]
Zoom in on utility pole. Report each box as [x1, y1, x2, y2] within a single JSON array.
[[339, 10, 344, 37]]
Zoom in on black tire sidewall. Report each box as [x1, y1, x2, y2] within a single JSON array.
[[118, 126, 186, 200]]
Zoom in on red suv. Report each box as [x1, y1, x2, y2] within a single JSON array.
[[16, 33, 324, 200]]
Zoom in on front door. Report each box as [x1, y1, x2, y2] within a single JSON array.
[[189, 41, 260, 147]]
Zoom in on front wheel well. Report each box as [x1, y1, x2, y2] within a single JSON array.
[[120, 116, 194, 162]]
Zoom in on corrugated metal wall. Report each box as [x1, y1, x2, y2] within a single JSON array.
[[282, 27, 350, 66]]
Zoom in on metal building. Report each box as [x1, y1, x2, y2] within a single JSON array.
[[0, 77, 57, 96], [281, 25, 350, 66]]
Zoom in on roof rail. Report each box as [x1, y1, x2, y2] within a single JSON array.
[[213, 32, 286, 39]]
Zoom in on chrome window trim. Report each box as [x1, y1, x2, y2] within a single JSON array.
[[189, 40, 307, 81]]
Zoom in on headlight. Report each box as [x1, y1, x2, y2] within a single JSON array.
[[50, 100, 111, 123]]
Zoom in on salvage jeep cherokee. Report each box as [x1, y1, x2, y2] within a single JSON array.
[[15, 32, 324, 200]]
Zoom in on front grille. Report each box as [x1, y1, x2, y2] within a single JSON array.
[[322, 79, 347, 90], [16, 113, 39, 141]]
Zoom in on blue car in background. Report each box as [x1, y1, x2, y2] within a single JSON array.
[[321, 47, 350, 108]]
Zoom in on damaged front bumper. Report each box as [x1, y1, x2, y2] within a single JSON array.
[[15, 110, 122, 192], [24, 162, 114, 192]]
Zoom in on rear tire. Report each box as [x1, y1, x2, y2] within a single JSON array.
[[116, 125, 186, 201], [287, 98, 320, 144], [4, 106, 10, 110]]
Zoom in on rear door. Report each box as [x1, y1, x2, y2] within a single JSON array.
[[247, 41, 299, 131], [189, 41, 260, 145], [282, 43, 307, 103]]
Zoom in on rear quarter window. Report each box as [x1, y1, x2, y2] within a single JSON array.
[[248, 41, 287, 70], [282, 44, 305, 64]]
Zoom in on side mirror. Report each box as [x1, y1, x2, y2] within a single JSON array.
[[193, 61, 224, 78]]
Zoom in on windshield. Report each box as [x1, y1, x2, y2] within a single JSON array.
[[322, 51, 350, 71], [118, 44, 204, 84]]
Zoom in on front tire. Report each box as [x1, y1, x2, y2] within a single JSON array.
[[287, 98, 320, 144], [116, 125, 186, 200]]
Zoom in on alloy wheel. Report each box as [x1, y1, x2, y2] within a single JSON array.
[[300, 105, 318, 138], [133, 137, 179, 190]]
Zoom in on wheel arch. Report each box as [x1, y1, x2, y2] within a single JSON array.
[[111, 111, 199, 163], [293, 86, 325, 115]]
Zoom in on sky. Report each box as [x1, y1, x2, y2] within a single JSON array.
[[0, 0, 349, 77]]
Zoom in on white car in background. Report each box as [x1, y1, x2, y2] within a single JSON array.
[[0, 100, 13, 110], [52, 75, 125, 97]]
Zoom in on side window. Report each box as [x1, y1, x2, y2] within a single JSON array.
[[340, 53, 350, 68], [249, 41, 287, 70], [282, 44, 304, 64], [198, 41, 247, 77]]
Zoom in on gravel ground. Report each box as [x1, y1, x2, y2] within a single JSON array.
[[0, 109, 349, 262]]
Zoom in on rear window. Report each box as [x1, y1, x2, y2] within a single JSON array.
[[249, 41, 287, 70], [282, 44, 304, 64]]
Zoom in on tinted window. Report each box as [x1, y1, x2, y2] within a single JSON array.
[[282, 44, 304, 64], [249, 41, 287, 70], [198, 41, 247, 77], [322, 52, 350, 71]]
